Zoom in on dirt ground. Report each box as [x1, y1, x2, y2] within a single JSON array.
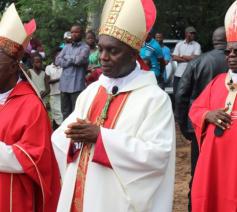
[[173, 124, 191, 212]]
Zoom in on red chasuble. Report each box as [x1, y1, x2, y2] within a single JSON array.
[[70, 86, 129, 212], [0, 81, 60, 212], [189, 73, 237, 212]]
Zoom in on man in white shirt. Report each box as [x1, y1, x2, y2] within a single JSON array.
[[173, 26, 201, 96]]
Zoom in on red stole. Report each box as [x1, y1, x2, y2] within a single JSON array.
[[71, 86, 129, 212]]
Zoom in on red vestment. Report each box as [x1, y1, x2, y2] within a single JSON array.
[[0, 81, 60, 212], [189, 73, 237, 211]]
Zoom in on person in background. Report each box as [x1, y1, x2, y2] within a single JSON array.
[[175, 26, 228, 212], [45, 48, 63, 130], [55, 24, 90, 120], [140, 31, 164, 86], [0, 4, 60, 211], [26, 36, 46, 59], [28, 54, 50, 105], [85, 30, 102, 85], [86, 30, 100, 70], [155, 32, 171, 87], [60, 31, 72, 49], [172, 26, 201, 96]]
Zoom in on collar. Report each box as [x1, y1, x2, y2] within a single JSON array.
[[98, 62, 157, 94], [51, 63, 61, 68], [71, 41, 82, 47], [184, 40, 194, 44], [0, 77, 22, 105], [0, 89, 13, 105]]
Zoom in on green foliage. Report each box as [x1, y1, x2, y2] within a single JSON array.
[[0, 0, 14, 12], [84, 0, 105, 13], [16, 0, 88, 59], [154, 0, 236, 51]]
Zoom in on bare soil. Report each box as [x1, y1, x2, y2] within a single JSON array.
[[173, 124, 191, 212]]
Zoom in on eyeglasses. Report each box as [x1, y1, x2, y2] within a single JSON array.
[[224, 49, 237, 56]]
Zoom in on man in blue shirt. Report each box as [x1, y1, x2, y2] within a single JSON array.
[[56, 24, 90, 120], [155, 32, 171, 65], [155, 32, 171, 86], [140, 32, 164, 83]]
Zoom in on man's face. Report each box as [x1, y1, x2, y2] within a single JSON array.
[[225, 42, 237, 73], [185, 32, 196, 41], [71, 26, 82, 42], [98, 35, 137, 78], [33, 56, 42, 70], [155, 33, 163, 44], [86, 33, 96, 47], [0, 51, 17, 93]]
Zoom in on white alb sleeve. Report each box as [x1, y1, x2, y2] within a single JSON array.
[[0, 141, 24, 173]]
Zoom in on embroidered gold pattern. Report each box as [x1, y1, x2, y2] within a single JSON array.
[[71, 144, 92, 212], [99, 0, 143, 50], [111, 26, 124, 40], [107, 12, 119, 24], [111, 1, 124, 12], [100, 25, 143, 50], [0, 37, 23, 59]]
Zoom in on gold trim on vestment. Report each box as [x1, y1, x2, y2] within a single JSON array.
[[14, 144, 45, 212], [10, 174, 13, 212]]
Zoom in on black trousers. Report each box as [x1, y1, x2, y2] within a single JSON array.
[[188, 133, 199, 212], [61, 91, 81, 120], [173, 76, 181, 97]]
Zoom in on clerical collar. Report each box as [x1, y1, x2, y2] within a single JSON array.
[[0, 77, 22, 105], [229, 70, 237, 83], [99, 63, 142, 94]]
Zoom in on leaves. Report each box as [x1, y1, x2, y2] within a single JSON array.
[[155, 0, 236, 51], [15, 0, 89, 58]]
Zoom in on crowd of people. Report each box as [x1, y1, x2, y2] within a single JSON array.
[[1, 0, 237, 211]]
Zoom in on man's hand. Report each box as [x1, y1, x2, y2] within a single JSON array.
[[205, 108, 231, 130], [172, 55, 186, 63], [65, 118, 100, 143]]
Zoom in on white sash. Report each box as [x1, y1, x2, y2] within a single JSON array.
[[225, 70, 237, 115]]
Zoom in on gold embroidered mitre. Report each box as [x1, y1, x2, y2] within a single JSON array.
[[0, 3, 36, 58], [99, 0, 157, 50]]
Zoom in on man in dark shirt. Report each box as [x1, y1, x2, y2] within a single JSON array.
[[175, 26, 228, 212], [56, 24, 90, 120]]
